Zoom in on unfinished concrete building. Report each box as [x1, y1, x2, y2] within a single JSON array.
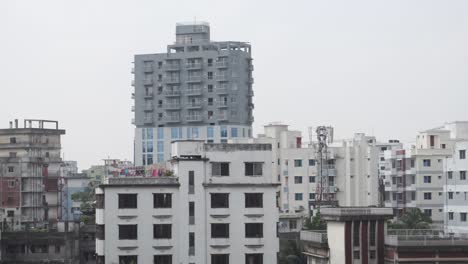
[[0, 119, 66, 231]]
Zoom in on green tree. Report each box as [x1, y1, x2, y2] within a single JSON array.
[[388, 208, 432, 229], [304, 210, 326, 231], [71, 182, 96, 224]]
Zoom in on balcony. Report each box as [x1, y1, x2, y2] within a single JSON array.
[[248, 64, 254, 71], [248, 77, 254, 83], [300, 230, 328, 245], [248, 103, 254, 109], [186, 115, 202, 122], [165, 64, 180, 71], [186, 62, 202, 70], [248, 90, 254, 96], [164, 77, 180, 84], [144, 93, 154, 99], [186, 101, 203, 109], [144, 65, 153, 73], [217, 101, 228, 108], [164, 103, 181, 110], [216, 75, 228, 82], [216, 61, 228, 68], [144, 105, 154, 112], [164, 90, 181, 97], [131, 106, 135, 112], [144, 78, 153, 86], [186, 89, 202, 96], [131, 93, 135, 99], [144, 117, 153, 124], [218, 114, 228, 121], [165, 116, 180, 123], [216, 87, 228, 95], [187, 76, 202, 83]]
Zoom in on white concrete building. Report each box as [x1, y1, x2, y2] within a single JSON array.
[[236, 124, 381, 216], [383, 121, 468, 226], [96, 141, 279, 264], [444, 132, 468, 232]]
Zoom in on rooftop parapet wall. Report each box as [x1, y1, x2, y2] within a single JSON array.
[[104, 176, 179, 186], [321, 207, 393, 221]]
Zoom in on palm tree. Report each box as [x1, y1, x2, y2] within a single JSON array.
[[389, 208, 432, 229]]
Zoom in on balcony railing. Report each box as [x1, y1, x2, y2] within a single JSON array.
[[144, 79, 153, 86], [164, 103, 181, 110], [217, 101, 228, 108], [144, 105, 154, 111], [216, 87, 228, 94], [218, 114, 228, 121], [164, 77, 180, 84], [216, 75, 228, 81], [186, 62, 202, 70], [186, 89, 202, 96], [215, 61, 228, 68], [164, 90, 181, 96], [144, 93, 153, 98], [144, 65, 153, 73], [186, 115, 202, 122], [187, 76, 202, 83], [187, 101, 203, 109], [165, 116, 180, 123], [165, 64, 180, 71], [143, 118, 153, 124]]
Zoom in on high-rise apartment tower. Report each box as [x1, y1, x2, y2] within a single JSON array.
[[133, 22, 254, 165]]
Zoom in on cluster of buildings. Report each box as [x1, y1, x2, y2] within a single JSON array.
[[1, 21, 467, 264]]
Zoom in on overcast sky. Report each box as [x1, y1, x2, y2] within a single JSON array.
[[1, 0, 467, 170]]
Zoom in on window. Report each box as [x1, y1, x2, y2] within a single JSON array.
[[9, 137, 16, 144], [157, 127, 164, 139], [154, 224, 171, 239], [245, 223, 263, 238], [410, 159, 415, 168], [189, 202, 195, 225], [424, 192, 432, 200], [189, 232, 195, 255], [294, 159, 302, 167], [353, 251, 360, 259], [370, 250, 376, 259], [424, 209, 432, 217], [289, 220, 297, 229], [119, 225, 137, 240], [211, 223, 229, 238], [461, 171, 467, 180], [118, 194, 137, 208], [245, 193, 263, 208], [449, 212, 454, 220], [9, 152, 16, 158], [154, 255, 172, 264], [211, 193, 229, 208], [212, 162, 230, 176], [192, 127, 199, 138], [119, 256, 138, 264], [154, 193, 172, 208], [309, 176, 316, 183], [369, 221, 376, 246], [55, 245, 60, 253], [170, 128, 181, 139], [295, 193, 303, 201], [245, 254, 263, 264], [294, 176, 302, 184], [448, 192, 454, 199], [353, 222, 360, 246], [461, 213, 467, 222], [460, 150, 466, 159], [8, 166, 14, 173], [308, 159, 316, 166], [208, 71, 213, 79], [207, 127, 214, 138], [448, 171, 453, 179], [309, 193, 316, 200], [186, 171, 194, 193], [208, 98, 213, 105], [7, 210, 14, 217], [208, 84, 213, 92], [245, 162, 263, 176], [424, 176, 431, 183], [220, 126, 227, 137], [211, 254, 229, 264], [231, 127, 238, 138], [423, 159, 431, 167]]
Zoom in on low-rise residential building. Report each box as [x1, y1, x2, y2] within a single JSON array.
[[96, 141, 279, 264]]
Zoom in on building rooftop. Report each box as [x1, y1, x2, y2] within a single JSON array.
[[102, 176, 179, 187], [320, 207, 394, 221]]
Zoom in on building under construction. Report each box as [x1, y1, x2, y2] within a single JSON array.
[[0, 119, 66, 231]]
